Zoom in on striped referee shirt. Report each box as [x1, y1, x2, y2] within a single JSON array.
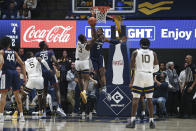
[[185, 64, 196, 84]]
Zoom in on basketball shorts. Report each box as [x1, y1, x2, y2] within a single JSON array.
[[42, 69, 58, 87], [75, 59, 90, 71], [0, 70, 20, 91], [26, 76, 44, 90], [132, 71, 154, 98], [90, 55, 105, 71]]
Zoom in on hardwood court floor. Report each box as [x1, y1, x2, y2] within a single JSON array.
[[0, 116, 196, 131]]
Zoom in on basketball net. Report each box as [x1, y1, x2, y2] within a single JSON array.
[[91, 6, 110, 23]]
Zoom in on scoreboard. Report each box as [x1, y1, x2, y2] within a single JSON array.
[[0, 20, 20, 48]]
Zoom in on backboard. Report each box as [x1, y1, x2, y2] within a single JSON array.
[[72, 0, 136, 14]]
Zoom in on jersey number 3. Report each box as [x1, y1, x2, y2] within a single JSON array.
[[142, 55, 150, 63]]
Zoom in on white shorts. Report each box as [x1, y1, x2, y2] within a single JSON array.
[[132, 71, 154, 98], [75, 60, 90, 71], [26, 77, 44, 90], [133, 71, 153, 88]]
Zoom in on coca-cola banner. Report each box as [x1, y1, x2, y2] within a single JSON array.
[[21, 20, 76, 48]]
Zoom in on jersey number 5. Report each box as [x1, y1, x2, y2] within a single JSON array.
[[29, 62, 35, 68], [142, 55, 150, 63]]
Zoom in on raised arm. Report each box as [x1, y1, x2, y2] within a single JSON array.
[[85, 25, 98, 51], [15, 52, 27, 84]]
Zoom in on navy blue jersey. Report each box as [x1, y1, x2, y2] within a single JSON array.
[[90, 40, 104, 58], [35, 50, 55, 70], [2, 49, 17, 71]]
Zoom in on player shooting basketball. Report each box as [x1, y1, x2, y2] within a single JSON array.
[[89, 15, 127, 100]]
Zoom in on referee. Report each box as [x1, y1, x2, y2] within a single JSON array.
[[181, 55, 196, 118]]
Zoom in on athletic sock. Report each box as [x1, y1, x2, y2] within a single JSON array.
[[20, 112, 23, 117], [131, 116, 136, 122], [142, 111, 145, 115], [149, 118, 154, 122]]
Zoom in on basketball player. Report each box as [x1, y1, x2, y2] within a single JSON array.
[[23, 51, 52, 116], [90, 16, 127, 99], [126, 38, 159, 129], [75, 23, 98, 104], [35, 41, 66, 117], [0, 36, 27, 122]]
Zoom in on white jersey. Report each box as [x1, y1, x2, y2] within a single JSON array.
[[25, 57, 42, 78], [135, 49, 154, 73], [75, 41, 90, 61]]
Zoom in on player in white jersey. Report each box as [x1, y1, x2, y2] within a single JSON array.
[[75, 25, 98, 104], [126, 38, 159, 129], [23, 51, 52, 114]]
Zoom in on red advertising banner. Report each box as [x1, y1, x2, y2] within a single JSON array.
[[20, 20, 76, 48]]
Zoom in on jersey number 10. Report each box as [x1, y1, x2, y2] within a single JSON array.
[[142, 55, 150, 63]]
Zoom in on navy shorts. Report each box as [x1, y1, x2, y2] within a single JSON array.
[[91, 55, 105, 71], [42, 69, 58, 87], [0, 70, 20, 91]]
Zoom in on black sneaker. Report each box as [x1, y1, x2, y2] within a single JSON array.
[[149, 121, 155, 129], [126, 120, 135, 128]]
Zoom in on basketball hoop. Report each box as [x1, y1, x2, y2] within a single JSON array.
[[91, 6, 110, 23]]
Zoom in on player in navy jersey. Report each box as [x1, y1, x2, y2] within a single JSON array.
[[0, 36, 27, 122], [90, 17, 127, 99], [35, 41, 66, 117]]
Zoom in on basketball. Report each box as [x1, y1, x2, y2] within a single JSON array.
[[88, 17, 97, 26]]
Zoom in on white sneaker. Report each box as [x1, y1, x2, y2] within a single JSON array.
[[82, 112, 85, 120], [89, 112, 92, 120], [101, 88, 111, 101], [40, 112, 46, 119], [0, 116, 4, 123], [57, 107, 66, 117], [19, 116, 25, 122]]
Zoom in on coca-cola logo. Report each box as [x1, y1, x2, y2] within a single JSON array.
[[112, 60, 124, 66], [21, 20, 76, 48], [23, 25, 73, 43]]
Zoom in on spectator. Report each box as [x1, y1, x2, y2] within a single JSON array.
[[17, 4, 31, 19], [181, 55, 196, 118], [23, 0, 37, 9], [66, 62, 77, 115], [58, 50, 71, 112], [18, 48, 26, 61], [80, 72, 97, 119], [2, 1, 18, 19], [159, 62, 166, 73], [179, 63, 188, 92], [165, 62, 180, 116], [153, 72, 168, 119]]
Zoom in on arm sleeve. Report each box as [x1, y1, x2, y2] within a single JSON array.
[[153, 65, 159, 73], [41, 59, 50, 70]]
